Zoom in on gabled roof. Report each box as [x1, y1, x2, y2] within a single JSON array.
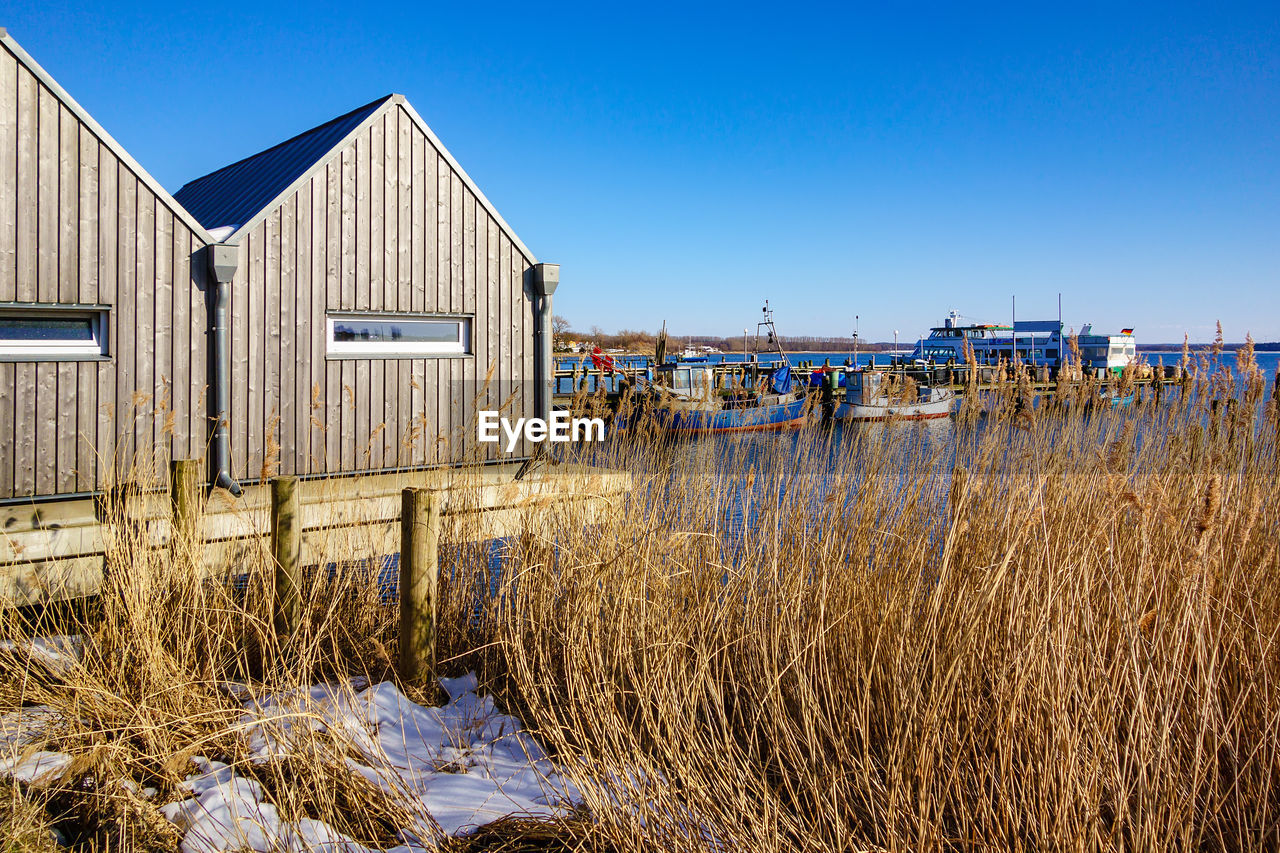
[[0, 29, 216, 244], [174, 94, 536, 262], [174, 96, 391, 234]]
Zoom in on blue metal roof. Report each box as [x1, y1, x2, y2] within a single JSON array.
[[174, 95, 392, 232]]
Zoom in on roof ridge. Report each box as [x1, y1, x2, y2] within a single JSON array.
[[176, 94, 394, 189]]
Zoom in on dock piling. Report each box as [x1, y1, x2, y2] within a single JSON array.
[[399, 487, 442, 684], [170, 459, 201, 542], [270, 476, 302, 637]]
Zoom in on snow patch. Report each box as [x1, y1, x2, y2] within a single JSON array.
[[159, 674, 577, 851]]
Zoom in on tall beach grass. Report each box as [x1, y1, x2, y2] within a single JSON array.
[[2, 356, 1279, 850]]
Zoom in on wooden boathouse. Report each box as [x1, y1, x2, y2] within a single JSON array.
[[0, 30, 616, 603]]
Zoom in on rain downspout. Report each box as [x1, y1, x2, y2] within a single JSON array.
[[530, 263, 560, 424], [207, 244, 243, 496]]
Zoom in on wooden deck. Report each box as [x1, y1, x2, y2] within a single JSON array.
[[0, 462, 629, 606]]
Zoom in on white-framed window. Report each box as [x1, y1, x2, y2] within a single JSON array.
[[326, 313, 471, 357], [0, 305, 109, 360]]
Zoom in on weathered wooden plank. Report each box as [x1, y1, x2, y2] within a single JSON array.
[[36, 84, 58, 303], [134, 188, 155, 472], [485, 213, 498, 453], [427, 359, 440, 465], [96, 154, 117, 487], [504, 230, 514, 432], [450, 172, 463, 314], [56, 361, 77, 492], [0, 50, 16, 301], [170, 223, 189, 461], [340, 144, 356, 312], [463, 193, 477, 316], [396, 112, 413, 459], [383, 110, 397, 312], [356, 356, 371, 469], [230, 232, 248, 480], [115, 169, 136, 469], [369, 358, 384, 470], [265, 207, 284, 479], [187, 232, 207, 462], [14, 65, 37, 302], [324, 358, 339, 473], [77, 125, 98, 305], [311, 171, 327, 474], [368, 118, 383, 312], [153, 204, 173, 465], [33, 362, 57, 494], [355, 131, 370, 312], [397, 107, 412, 314], [339, 359, 354, 471], [97, 144, 117, 312], [409, 359, 425, 467], [436, 154, 449, 315], [57, 104, 79, 302], [0, 363, 14, 497], [247, 226, 265, 478], [410, 123, 426, 314], [278, 195, 296, 476], [387, 360, 402, 466], [459, 192, 476, 457], [75, 361, 95, 492], [13, 363, 35, 496], [295, 180, 311, 475]]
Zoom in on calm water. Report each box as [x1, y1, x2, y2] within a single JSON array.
[[365, 351, 1280, 600]]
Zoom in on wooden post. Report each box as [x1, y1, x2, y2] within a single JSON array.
[[271, 476, 302, 637], [399, 487, 442, 684], [169, 459, 201, 543]]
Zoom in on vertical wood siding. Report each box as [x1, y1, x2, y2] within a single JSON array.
[[227, 104, 535, 480], [0, 44, 209, 499]]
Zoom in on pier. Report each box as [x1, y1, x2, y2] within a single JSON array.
[[552, 356, 1183, 405]]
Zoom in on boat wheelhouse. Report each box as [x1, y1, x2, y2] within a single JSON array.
[[835, 370, 954, 421], [910, 311, 1064, 367], [1077, 325, 1137, 374]]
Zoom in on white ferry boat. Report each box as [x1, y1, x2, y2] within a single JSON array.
[[909, 311, 1136, 374]]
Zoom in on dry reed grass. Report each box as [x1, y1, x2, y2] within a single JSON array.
[[1, 365, 1278, 851]]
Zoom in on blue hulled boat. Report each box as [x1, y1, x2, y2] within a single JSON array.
[[619, 302, 809, 434]]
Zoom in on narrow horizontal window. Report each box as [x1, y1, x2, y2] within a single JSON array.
[[0, 306, 109, 360], [327, 313, 471, 357]]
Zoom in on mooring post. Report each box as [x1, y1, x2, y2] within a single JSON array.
[[270, 476, 302, 637], [170, 459, 201, 553], [399, 487, 442, 684]]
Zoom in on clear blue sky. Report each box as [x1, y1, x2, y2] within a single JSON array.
[[7, 1, 1278, 343]]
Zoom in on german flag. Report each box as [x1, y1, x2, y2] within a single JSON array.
[[1121, 328, 1134, 335]]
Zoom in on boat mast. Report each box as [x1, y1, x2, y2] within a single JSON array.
[[755, 300, 788, 361]]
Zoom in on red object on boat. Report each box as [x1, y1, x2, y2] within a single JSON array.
[[590, 346, 617, 373], [1121, 328, 1134, 335]]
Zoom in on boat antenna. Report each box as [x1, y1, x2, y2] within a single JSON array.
[[755, 300, 787, 362]]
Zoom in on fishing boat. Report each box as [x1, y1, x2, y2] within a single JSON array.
[[646, 361, 807, 433], [619, 301, 808, 434], [834, 369, 954, 421]]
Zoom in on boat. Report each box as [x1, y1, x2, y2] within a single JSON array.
[[909, 311, 1063, 368], [621, 301, 808, 434], [834, 369, 954, 421], [909, 311, 1138, 375], [644, 361, 807, 433], [1076, 325, 1137, 375]]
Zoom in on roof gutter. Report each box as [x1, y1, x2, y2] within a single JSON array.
[[207, 245, 243, 497]]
